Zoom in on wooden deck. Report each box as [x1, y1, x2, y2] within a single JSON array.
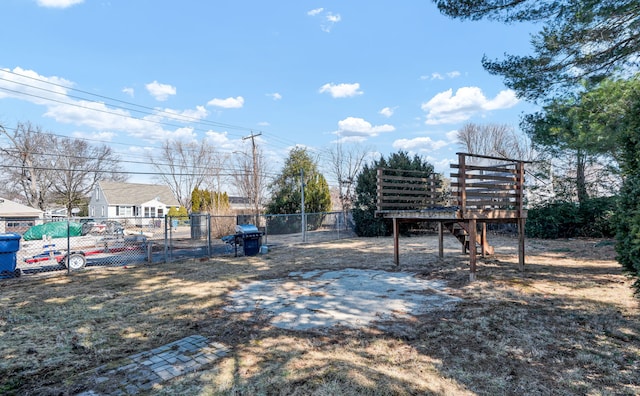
[[375, 153, 528, 280]]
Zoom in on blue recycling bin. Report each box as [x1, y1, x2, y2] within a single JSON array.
[[0, 233, 21, 279]]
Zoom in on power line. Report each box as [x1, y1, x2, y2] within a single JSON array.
[[0, 70, 350, 184], [0, 69, 256, 133], [0, 69, 310, 156], [0, 163, 279, 180], [0, 85, 304, 161]]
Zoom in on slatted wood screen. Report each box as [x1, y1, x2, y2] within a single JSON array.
[[450, 153, 525, 213], [376, 168, 444, 211]]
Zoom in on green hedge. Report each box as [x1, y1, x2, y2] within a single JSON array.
[[525, 197, 616, 239]]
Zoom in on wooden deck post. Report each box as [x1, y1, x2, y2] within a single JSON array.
[[516, 161, 526, 272], [469, 219, 477, 281], [393, 217, 399, 266], [438, 222, 444, 259], [458, 153, 466, 213], [518, 217, 526, 272], [480, 222, 487, 258]]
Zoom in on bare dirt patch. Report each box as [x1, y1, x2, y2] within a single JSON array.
[[1, 233, 639, 395]]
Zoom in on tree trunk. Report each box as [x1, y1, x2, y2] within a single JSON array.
[[576, 149, 589, 205]]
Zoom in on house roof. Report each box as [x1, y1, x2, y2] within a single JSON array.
[[0, 197, 44, 218], [99, 181, 180, 207], [229, 196, 250, 205]]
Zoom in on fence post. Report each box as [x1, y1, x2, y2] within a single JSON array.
[[66, 219, 70, 275], [164, 215, 169, 263], [264, 215, 269, 245], [207, 213, 211, 257]]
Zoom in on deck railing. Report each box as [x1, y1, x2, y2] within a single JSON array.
[[376, 153, 526, 216], [376, 168, 445, 212], [450, 153, 526, 216]]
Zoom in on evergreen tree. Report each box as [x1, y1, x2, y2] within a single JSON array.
[[353, 151, 437, 237], [266, 147, 331, 233], [267, 147, 331, 215], [434, 0, 640, 101], [614, 80, 640, 291], [190, 187, 230, 213]]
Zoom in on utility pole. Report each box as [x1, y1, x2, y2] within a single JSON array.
[[242, 132, 262, 226]]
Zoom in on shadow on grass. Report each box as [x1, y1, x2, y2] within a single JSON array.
[[1, 235, 638, 395]]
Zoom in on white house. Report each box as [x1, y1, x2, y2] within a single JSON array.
[[0, 197, 44, 234], [88, 181, 181, 226]]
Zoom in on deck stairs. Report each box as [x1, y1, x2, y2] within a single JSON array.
[[443, 221, 494, 255]]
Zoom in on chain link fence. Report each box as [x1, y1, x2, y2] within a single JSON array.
[[3, 211, 355, 278]]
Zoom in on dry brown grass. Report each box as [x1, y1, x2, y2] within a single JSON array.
[[1, 234, 639, 395]]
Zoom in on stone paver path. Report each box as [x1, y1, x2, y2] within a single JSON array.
[[78, 335, 228, 395]]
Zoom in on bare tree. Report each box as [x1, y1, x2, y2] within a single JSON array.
[[50, 137, 126, 214], [457, 123, 534, 161], [232, 144, 268, 222], [0, 122, 125, 213], [0, 122, 57, 209], [328, 141, 370, 218], [202, 152, 232, 214], [147, 139, 216, 212]]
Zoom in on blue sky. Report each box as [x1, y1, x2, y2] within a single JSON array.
[[0, 0, 537, 186]]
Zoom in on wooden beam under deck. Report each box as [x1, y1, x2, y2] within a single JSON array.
[[379, 209, 527, 279]]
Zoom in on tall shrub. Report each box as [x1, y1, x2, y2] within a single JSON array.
[[352, 151, 436, 237]]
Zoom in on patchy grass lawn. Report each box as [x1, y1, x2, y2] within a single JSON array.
[[1, 234, 639, 395]]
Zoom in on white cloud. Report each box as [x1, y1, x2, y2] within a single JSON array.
[[145, 81, 176, 101], [205, 130, 237, 151], [326, 12, 341, 23], [421, 87, 519, 125], [420, 71, 461, 81], [267, 92, 282, 100], [0, 68, 212, 143], [169, 127, 198, 142], [334, 116, 395, 142], [430, 157, 454, 175], [321, 13, 341, 32], [392, 136, 449, 152], [445, 129, 459, 142], [307, 8, 324, 16], [122, 87, 134, 97], [160, 105, 209, 122], [0, 67, 71, 104], [319, 82, 363, 98], [308, 8, 341, 32], [483, 89, 519, 110], [72, 130, 116, 141], [379, 106, 395, 118], [207, 96, 245, 109], [43, 99, 155, 137], [37, 0, 83, 8]]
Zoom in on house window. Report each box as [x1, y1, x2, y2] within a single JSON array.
[[116, 206, 133, 217], [158, 208, 164, 218], [6, 219, 34, 234], [95, 188, 100, 201], [144, 207, 156, 217]]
